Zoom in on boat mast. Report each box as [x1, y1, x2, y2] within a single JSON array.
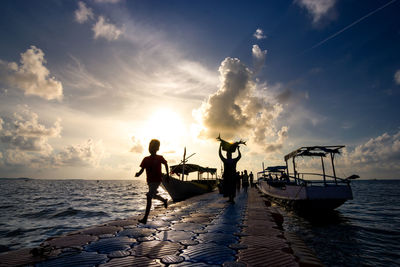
[[181, 147, 186, 181]]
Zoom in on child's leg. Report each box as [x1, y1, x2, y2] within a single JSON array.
[[153, 183, 168, 208], [139, 183, 158, 223]]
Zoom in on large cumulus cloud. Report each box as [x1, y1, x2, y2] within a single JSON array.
[[0, 46, 63, 100], [195, 57, 288, 153]]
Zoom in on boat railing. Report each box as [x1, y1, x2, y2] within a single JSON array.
[[289, 172, 350, 186]]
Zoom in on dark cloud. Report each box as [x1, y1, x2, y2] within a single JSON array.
[[276, 89, 292, 103]]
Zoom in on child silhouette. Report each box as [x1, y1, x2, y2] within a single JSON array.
[[135, 139, 169, 224]]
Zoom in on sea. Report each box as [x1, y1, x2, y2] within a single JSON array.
[[0, 179, 399, 266]]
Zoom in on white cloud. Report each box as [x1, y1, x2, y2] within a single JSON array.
[[349, 131, 400, 165], [130, 136, 143, 153], [253, 28, 267, 40], [75, 1, 94, 23], [252, 44, 267, 73], [334, 130, 400, 178], [0, 46, 63, 100], [394, 70, 400, 85], [52, 139, 105, 167], [0, 107, 105, 169], [295, 0, 336, 24], [92, 16, 123, 41], [0, 106, 61, 154], [194, 57, 288, 153]]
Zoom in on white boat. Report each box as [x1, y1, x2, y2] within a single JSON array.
[[257, 146, 359, 212]]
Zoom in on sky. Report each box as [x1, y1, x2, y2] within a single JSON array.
[[0, 0, 399, 180]]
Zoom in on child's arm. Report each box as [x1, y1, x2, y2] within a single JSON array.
[[164, 162, 170, 182], [135, 168, 144, 177]]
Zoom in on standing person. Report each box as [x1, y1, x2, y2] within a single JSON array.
[[242, 170, 249, 192], [249, 171, 254, 187], [135, 139, 169, 224], [236, 170, 241, 192], [219, 143, 241, 204], [236, 171, 241, 192]]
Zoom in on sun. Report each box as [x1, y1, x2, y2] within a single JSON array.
[[141, 108, 187, 153]]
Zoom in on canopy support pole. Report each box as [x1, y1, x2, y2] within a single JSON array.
[[292, 157, 297, 184], [330, 152, 337, 185], [321, 156, 326, 186]]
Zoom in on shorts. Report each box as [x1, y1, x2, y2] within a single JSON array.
[[146, 182, 161, 198]]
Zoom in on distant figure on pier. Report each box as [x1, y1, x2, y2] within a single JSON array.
[[135, 139, 169, 224], [218, 136, 242, 204], [236, 171, 241, 192], [249, 171, 254, 187], [242, 170, 249, 192]]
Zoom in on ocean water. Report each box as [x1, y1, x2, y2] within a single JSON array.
[[0, 179, 399, 266], [282, 180, 400, 266], [0, 179, 169, 252]]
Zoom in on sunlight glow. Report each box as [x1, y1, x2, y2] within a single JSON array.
[[141, 108, 187, 154]]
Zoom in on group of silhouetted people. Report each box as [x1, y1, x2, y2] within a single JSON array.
[[233, 170, 255, 192]]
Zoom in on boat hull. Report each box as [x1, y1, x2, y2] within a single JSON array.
[[161, 176, 217, 202], [258, 180, 352, 212]]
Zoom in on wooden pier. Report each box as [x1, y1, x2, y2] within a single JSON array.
[[0, 188, 323, 266]]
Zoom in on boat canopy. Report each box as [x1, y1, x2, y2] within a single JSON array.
[[170, 164, 217, 175], [265, 166, 287, 172], [257, 166, 286, 176], [284, 146, 344, 161]]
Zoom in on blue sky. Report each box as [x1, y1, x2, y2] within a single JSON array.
[[0, 0, 399, 179]]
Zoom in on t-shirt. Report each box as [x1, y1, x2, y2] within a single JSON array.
[[140, 155, 167, 183]]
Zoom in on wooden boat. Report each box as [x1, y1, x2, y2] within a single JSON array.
[[257, 146, 359, 212], [161, 148, 218, 202]]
